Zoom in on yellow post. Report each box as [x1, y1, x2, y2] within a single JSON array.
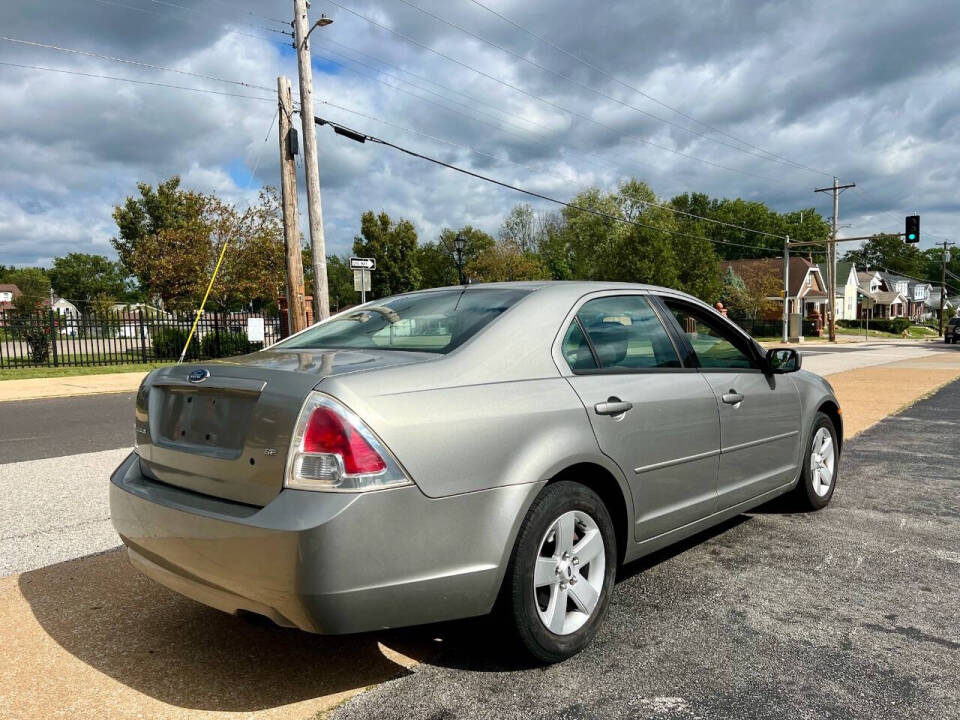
[[177, 239, 231, 365]]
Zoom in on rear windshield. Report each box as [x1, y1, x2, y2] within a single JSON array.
[[277, 288, 531, 354]]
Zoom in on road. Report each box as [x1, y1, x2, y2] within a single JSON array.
[[333, 379, 960, 720], [0, 393, 134, 576]]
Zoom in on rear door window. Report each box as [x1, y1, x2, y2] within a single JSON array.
[[563, 295, 680, 371]]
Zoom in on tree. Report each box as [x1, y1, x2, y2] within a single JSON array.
[[670, 193, 830, 262], [561, 180, 680, 289], [467, 243, 550, 282], [721, 264, 780, 318], [50, 253, 128, 306], [112, 176, 206, 284], [116, 181, 286, 311], [498, 204, 538, 253], [326, 255, 355, 311], [417, 226, 495, 288], [6, 267, 50, 315], [841, 234, 925, 278], [352, 211, 421, 298]]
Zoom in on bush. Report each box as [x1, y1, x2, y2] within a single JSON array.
[[200, 331, 251, 358], [151, 326, 189, 359], [22, 327, 50, 364], [838, 318, 911, 334]]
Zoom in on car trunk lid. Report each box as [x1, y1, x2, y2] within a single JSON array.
[[136, 348, 434, 506]]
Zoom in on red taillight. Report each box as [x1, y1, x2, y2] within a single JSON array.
[[303, 406, 386, 474]]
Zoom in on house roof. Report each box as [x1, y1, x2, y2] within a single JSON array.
[[0, 284, 21, 295], [722, 257, 825, 298], [872, 291, 906, 304]]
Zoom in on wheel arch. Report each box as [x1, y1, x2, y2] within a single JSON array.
[[817, 400, 843, 452], [544, 462, 630, 567]]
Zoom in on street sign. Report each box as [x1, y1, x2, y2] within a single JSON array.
[[349, 256, 376, 270], [353, 269, 371, 292]]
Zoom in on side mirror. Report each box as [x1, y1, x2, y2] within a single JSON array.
[[765, 347, 801, 374]]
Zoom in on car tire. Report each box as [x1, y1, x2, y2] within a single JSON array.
[[788, 412, 839, 511], [504, 481, 617, 664]]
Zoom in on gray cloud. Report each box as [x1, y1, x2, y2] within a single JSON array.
[[0, 0, 958, 269]]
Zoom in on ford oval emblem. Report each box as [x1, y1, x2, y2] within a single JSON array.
[[188, 368, 210, 384]]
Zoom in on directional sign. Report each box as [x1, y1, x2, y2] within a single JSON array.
[[349, 256, 376, 271]]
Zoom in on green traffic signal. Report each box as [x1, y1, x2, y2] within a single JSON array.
[[905, 215, 920, 243]]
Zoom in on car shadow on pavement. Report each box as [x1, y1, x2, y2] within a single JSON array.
[[391, 515, 756, 674], [16, 549, 438, 713]]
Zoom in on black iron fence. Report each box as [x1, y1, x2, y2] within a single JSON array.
[[0, 309, 282, 369], [729, 316, 817, 339]]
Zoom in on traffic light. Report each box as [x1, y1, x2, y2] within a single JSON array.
[[905, 215, 920, 243]]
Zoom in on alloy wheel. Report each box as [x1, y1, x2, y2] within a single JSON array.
[[810, 426, 835, 497], [533, 510, 606, 635]]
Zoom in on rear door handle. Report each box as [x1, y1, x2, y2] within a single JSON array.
[[721, 390, 744, 405], [594, 399, 633, 416]]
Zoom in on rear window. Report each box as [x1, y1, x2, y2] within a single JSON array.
[[277, 288, 530, 354], [950, 318, 960, 326]]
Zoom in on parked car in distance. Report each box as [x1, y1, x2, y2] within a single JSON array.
[[945, 317, 960, 344], [111, 282, 842, 663]]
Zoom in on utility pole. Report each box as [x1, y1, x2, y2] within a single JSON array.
[[293, 0, 331, 321], [782, 237, 789, 343], [940, 241, 949, 337], [277, 76, 307, 334], [815, 177, 856, 342]]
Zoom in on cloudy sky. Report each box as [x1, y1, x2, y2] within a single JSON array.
[[1, 0, 958, 267]]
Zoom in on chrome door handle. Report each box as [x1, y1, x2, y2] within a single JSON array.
[[594, 399, 633, 416], [721, 390, 744, 405]]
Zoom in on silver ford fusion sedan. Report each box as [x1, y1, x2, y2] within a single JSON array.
[[111, 281, 842, 662]]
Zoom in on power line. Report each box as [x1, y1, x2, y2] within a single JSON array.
[[0, 35, 275, 93], [850, 185, 951, 244], [318, 0, 781, 184], [313, 112, 782, 256], [317, 96, 788, 241], [0, 61, 276, 101], [464, 0, 835, 179], [397, 0, 828, 178], [197, 0, 289, 26], [142, 0, 291, 36], [85, 0, 279, 42]]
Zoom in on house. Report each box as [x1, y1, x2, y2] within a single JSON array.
[[856, 271, 907, 319], [51, 297, 79, 317], [879, 272, 932, 322], [816, 262, 859, 320], [0, 283, 21, 311], [721, 257, 829, 320], [926, 288, 954, 323]]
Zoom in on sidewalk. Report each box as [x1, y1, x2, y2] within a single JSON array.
[[0, 372, 148, 402]]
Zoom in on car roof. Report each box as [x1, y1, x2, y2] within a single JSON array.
[[406, 280, 668, 293]]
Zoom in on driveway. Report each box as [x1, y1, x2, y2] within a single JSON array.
[[333, 379, 960, 720]]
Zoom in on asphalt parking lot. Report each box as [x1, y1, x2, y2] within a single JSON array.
[[333, 379, 960, 720]]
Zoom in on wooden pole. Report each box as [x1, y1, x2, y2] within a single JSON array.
[[293, 0, 330, 321], [277, 75, 307, 334]]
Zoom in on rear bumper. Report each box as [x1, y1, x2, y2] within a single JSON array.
[[110, 452, 541, 634]]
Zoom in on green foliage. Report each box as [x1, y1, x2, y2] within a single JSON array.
[[670, 193, 829, 262], [200, 331, 251, 358], [838, 317, 911, 334], [50, 253, 128, 305], [841, 234, 926, 278], [4, 267, 50, 315], [151, 326, 189, 359], [326, 255, 356, 311], [352, 211, 421, 298], [418, 226, 495, 288]]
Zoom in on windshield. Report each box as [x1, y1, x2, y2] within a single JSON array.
[[277, 288, 531, 354]]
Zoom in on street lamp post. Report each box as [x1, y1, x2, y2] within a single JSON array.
[[454, 233, 466, 285]]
